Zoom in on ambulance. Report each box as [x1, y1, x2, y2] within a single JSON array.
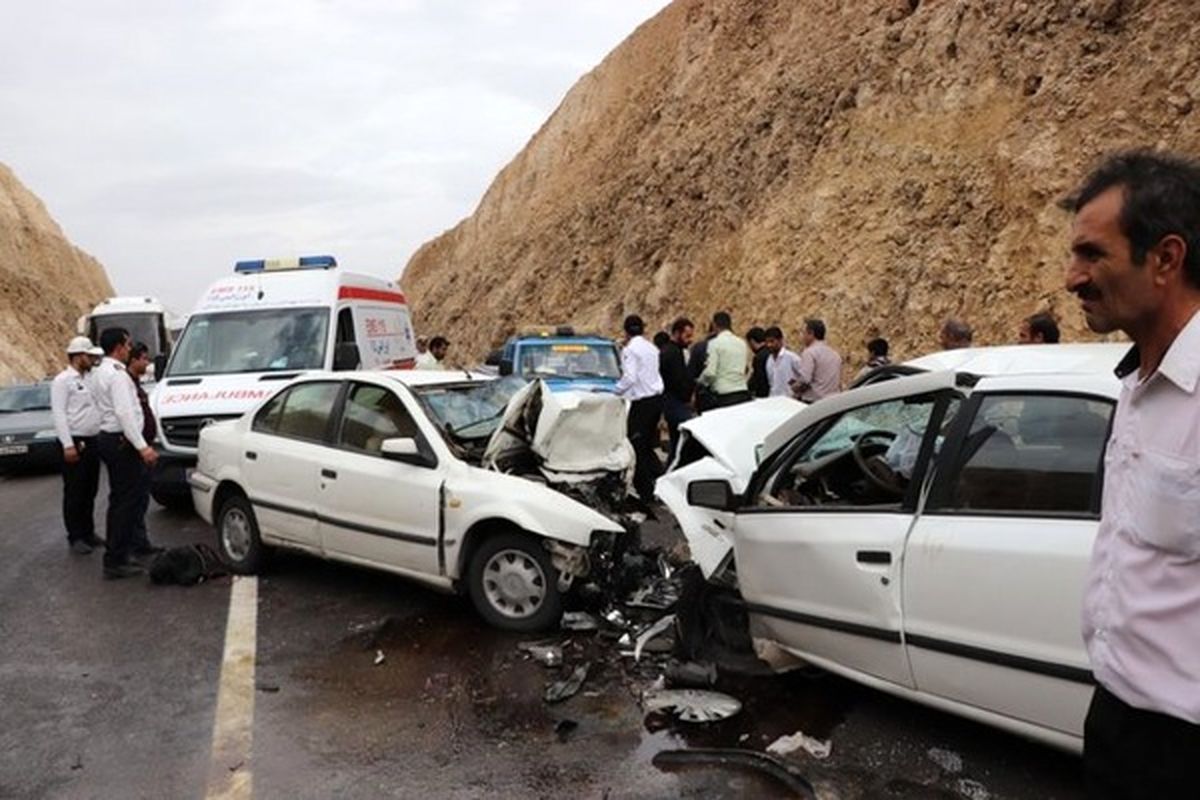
[[149, 255, 417, 507]]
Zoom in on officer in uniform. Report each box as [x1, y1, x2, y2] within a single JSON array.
[[50, 336, 105, 555]]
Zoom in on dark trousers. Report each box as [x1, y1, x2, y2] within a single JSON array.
[[131, 461, 153, 550], [96, 432, 143, 567], [712, 390, 751, 409], [61, 436, 100, 543], [1084, 684, 1200, 799], [663, 395, 694, 465], [627, 394, 663, 503]]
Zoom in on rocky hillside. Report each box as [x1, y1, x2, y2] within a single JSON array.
[[0, 164, 113, 384], [403, 0, 1200, 369]]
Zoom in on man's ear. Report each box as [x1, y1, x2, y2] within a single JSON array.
[[1152, 233, 1187, 286]]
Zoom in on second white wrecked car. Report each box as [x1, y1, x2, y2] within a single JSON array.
[[189, 371, 634, 631]]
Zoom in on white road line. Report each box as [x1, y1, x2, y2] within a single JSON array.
[[205, 575, 258, 800]]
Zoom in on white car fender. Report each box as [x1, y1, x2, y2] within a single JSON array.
[[441, 463, 625, 579]]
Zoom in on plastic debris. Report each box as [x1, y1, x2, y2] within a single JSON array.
[[633, 614, 676, 662], [561, 611, 600, 631], [518, 641, 564, 667], [643, 689, 742, 722], [544, 665, 589, 704], [956, 778, 991, 800], [373, 650, 386, 666], [928, 747, 963, 774], [652, 748, 815, 798], [604, 608, 630, 629], [767, 731, 832, 760], [626, 579, 681, 610], [665, 660, 718, 688]]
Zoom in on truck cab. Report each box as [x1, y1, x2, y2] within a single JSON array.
[[491, 326, 621, 393]]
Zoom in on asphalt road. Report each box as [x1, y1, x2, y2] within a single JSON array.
[[0, 470, 1086, 799]]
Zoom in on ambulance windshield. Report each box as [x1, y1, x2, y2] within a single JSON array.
[[166, 307, 329, 377]]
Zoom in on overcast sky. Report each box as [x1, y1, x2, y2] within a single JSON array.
[[1, 0, 668, 314]]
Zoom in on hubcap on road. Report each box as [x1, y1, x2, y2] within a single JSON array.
[[222, 507, 252, 561], [482, 549, 546, 619]]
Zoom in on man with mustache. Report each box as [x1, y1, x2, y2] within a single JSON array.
[[1064, 150, 1200, 798]]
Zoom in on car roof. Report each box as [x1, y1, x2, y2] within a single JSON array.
[[905, 342, 1128, 376], [511, 336, 615, 346], [361, 370, 491, 387]]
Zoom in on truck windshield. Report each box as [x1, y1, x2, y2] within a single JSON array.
[[88, 313, 163, 356], [166, 307, 329, 377], [518, 343, 620, 380]]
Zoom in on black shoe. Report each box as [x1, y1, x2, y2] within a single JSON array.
[[70, 540, 94, 555], [84, 534, 106, 548], [103, 563, 146, 580], [132, 545, 165, 560]]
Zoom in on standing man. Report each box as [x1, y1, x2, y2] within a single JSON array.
[[1018, 312, 1061, 344], [417, 336, 449, 370], [659, 317, 695, 461], [92, 327, 158, 579], [614, 314, 664, 508], [855, 337, 892, 381], [50, 336, 105, 555], [127, 343, 162, 559], [698, 311, 750, 408], [414, 336, 436, 369], [938, 318, 973, 350], [688, 324, 717, 413], [746, 327, 771, 398], [1064, 150, 1200, 797], [792, 319, 843, 402], [764, 327, 803, 398]]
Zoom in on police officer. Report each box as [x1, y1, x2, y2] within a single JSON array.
[[92, 327, 158, 579], [50, 336, 105, 555]]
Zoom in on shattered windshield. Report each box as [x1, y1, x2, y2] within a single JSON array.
[[0, 384, 51, 413], [413, 376, 527, 440], [519, 343, 620, 380]]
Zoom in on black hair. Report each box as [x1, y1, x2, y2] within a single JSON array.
[[130, 342, 150, 360], [623, 315, 645, 336], [430, 336, 449, 349], [712, 311, 732, 330], [764, 326, 784, 340], [804, 318, 826, 340], [670, 317, 694, 336], [653, 331, 670, 349], [1026, 313, 1060, 344], [867, 337, 889, 357], [99, 327, 130, 355], [746, 326, 766, 344], [1063, 149, 1200, 288]]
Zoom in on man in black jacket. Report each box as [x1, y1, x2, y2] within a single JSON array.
[[660, 317, 695, 461], [747, 326, 770, 398]]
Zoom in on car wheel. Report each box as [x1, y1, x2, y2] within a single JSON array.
[[216, 494, 266, 574], [467, 531, 563, 632], [152, 488, 194, 512]]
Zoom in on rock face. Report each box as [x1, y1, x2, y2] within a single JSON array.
[[403, 0, 1200, 370], [0, 164, 113, 384]]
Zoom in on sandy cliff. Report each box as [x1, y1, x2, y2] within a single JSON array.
[[0, 164, 113, 384], [403, 0, 1200, 369]]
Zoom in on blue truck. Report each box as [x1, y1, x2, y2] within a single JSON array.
[[487, 326, 621, 392]]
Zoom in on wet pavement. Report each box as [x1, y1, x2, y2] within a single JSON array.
[[1, 470, 1085, 799]]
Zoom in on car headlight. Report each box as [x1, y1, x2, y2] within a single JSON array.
[[34, 429, 58, 440]]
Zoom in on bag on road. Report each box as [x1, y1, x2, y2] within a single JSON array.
[[149, 543, 227, 586]]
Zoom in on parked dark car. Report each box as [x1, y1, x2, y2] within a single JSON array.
[[0, 383, 61, 472]]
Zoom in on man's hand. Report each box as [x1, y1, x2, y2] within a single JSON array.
[[63, 446, 80, 465], [139, 447, 159, 466]]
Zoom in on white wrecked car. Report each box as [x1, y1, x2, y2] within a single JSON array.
[[190, 371, 633, 631], [658, 344, 1126, 752]]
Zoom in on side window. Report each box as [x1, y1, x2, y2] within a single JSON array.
[[333, 308, 360, 371], [338, 383, 419, 455], [273, 382, 342, 442], [761, 393, 956, 508], [252, 390, 288, 433], [945, 394, 1113, 515]]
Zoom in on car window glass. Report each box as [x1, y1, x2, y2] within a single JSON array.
[[946, 394, 1112, 515], [252, 390, 288, 433], [339, 383, 418, 454], [274, 382, 341, 442], [762, 394, 953, 508]]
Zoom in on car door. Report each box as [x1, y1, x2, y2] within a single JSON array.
[[242, 380, 344, 550], [731, 384, 960, 688], [903, 388, 1114, 739], [317, 380, 443, 576]]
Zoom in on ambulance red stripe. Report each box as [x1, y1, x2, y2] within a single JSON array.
[[338, 286, 408, 304]]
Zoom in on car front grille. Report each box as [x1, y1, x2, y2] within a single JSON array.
[[161, 415, 239, 449]]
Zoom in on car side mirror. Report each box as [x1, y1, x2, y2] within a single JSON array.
[[498, 358, 514, 377], [153, 354, 168, 379], [333, 342, 360, 371], [687, 479, 737, 511], [381, 437, 434, 467], [484, 350, 502, 367]]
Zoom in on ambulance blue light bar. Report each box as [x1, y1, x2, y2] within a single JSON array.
[[234, 255, 338, 273]]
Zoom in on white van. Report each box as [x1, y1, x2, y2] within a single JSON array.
[[150, 255, 417, 507], [79, 296, 176, 379]]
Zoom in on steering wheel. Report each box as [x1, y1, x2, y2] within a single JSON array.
[[850, 429, 904, 496]]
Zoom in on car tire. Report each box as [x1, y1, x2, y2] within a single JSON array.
[[216, 494, 267, 574], [152, 488, 194, 512], [467, 531, 563, 632]]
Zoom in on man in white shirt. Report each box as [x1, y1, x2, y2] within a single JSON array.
[[92, 327, 159, 579], [415, 335, 448, 370], [1065, 150, 1200, 797], [50, 336, 105, 555], [615, 314, 664, 507], [763, 326, 803, 398]]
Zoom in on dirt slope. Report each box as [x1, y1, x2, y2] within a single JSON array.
[[0, 164, 113, 384], [403, 0, 1200, 369]]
